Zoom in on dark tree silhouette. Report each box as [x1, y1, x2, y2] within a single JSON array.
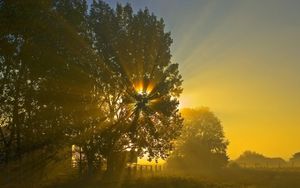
[[236, 151, 287, 168], [290, 152, 300, 160], [0, 0, 101, 176], [0, 0, 183, 181], [290, 152, 300, 167], [89, 1, 183, 176]]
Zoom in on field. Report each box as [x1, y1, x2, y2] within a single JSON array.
[[2, 164, 300, 188], [47, 168, 300, 188]]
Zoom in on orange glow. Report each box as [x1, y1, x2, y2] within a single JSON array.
[[133, 81, 154, 95], [133, 81, 144, 94], [146, 83, 154, 94]]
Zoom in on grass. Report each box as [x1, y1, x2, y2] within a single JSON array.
[[2, 167, 300, 188], [48, 176, 240, 188]]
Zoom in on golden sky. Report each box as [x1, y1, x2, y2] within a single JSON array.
[[105, 0, 300, 160], [172, 0, 300, 160]]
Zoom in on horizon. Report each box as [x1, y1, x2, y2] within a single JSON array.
[[101, 0, 300, 160], [2, 1, 300, 187]]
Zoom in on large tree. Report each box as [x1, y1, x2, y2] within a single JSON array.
[[89, 1, 183, 175], [0, 0, 183, 180], [0, 0, 100, 168]]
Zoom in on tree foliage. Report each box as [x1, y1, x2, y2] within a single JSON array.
[[235, 151, 286, 168], [167, 107, 229, 174], [289, 152, 300, 167], [0, 0, 183, 177]]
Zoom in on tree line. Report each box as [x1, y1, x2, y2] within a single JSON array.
[[234, 151, 300, 168], [0, 0, 183, 177]]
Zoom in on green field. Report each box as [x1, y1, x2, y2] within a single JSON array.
[[47, 168, 300, 188]]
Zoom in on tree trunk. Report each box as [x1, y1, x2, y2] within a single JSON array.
[[106, 152, 116, 178], [105, 151, 127, 180], [86, 151, 95, 177], [78, 147, 83, 177]]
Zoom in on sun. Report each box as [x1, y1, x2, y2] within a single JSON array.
[[133, 81, 154, 95]]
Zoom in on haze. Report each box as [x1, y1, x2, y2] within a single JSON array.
[[103, 0, 300, 160]]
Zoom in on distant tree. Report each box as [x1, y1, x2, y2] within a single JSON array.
[[290, 152, 300, 167], [167, 107, 229, 174], [236, 151, 267, 167], [290, 152, 300, 160], [236, 151, 286, 168]]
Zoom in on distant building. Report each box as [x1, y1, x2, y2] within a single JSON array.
[[235, 151, 287, 168]]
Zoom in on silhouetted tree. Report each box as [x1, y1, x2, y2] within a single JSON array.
[[167, 107, 229, 174], [290, 152, 300, 167], [236, 151, 286, 168], [235, 151, 266, 168], [0, 0, 54, 163], [0, 0, 183, 181], [89, 1, 183, 177], [0, 0, 100, 169]]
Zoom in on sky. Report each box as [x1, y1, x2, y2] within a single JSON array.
[[94, 0, 300, 160]]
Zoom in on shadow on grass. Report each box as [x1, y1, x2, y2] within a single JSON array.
[[48, 176, 239, 188]]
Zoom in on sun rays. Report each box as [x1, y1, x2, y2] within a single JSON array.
[[133, 80, 155, 95]]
